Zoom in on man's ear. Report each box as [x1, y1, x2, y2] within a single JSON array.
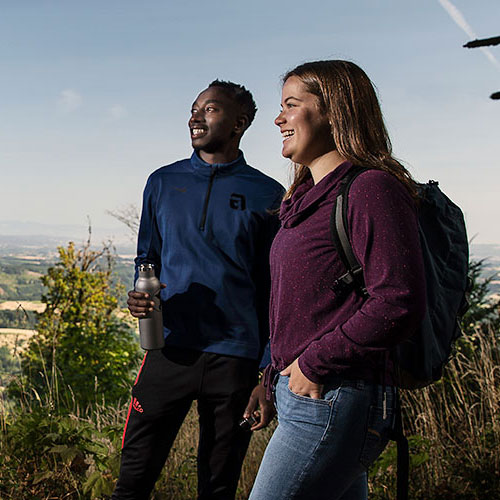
[[234, 114, 249, 135]]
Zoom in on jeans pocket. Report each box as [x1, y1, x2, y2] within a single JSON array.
[[359, 405, 392, 469], [285, 382, 333, 407]]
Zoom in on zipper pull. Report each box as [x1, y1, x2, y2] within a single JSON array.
[[199, 168, 217, 231]]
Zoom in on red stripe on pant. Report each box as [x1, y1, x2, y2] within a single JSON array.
[[121, 352, 148, 449]]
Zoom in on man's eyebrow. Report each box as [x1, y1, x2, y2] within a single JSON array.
[[192, 99, 224, 108]]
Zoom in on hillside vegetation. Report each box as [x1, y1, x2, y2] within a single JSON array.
[[0, 240, 499, 499]]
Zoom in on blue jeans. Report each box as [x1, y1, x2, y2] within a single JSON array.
[[249, 375, 396, 500]]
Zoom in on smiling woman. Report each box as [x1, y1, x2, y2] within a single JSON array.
[[248, 60, 426, 500], [275, 76, 335, 171]]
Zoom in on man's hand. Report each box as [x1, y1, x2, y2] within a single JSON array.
[[280, 358, 323, 399], [242, 381, 276, 431], [127, 283, 166, 318]]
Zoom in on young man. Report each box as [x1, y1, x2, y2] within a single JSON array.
[[112, 81, 284, 500]]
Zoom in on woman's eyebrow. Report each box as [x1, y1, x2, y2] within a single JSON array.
[[284, 96, 303, 103]]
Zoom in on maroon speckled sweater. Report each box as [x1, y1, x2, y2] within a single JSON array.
[[269, 161, 426, 384]]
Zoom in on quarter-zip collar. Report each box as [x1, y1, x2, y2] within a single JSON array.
[[192, 150, 247, 232], [280, 161, 353, 228], [190, 149, 247, 177]]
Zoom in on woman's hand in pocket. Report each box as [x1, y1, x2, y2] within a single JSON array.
[[280, 359, 323, 399]]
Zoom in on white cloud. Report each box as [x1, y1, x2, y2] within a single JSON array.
[[438, 0, 500, 69], [108, 104, 128, 120], [57, 89, 83, 113]]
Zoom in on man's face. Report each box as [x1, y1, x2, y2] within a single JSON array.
[[188, 87, 241, 153]]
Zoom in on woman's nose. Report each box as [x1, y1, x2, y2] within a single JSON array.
[[275, 110, 284, 126]]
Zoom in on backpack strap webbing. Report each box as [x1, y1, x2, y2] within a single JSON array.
[[329, 166, 369, 298], [390, 393, 409, 500]]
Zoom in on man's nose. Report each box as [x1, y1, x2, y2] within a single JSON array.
[[190, 110, 204, 123]]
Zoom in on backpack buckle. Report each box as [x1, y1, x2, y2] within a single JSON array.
[[330, 267, 368, 299]]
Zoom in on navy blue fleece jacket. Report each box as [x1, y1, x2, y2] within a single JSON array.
[[135, 151, 284, 361]]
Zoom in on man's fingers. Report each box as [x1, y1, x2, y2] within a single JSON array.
[[128, 298, 154, 309], [258, 406, 275, 427], [128, 289, 150, 299], [127, 290, 155, 317], [129, 309, 149, 318], [245, 383, 276, 431], [251, 403, 275, 431], [243, 394, 257, 419], [128, 290, 154, 304]]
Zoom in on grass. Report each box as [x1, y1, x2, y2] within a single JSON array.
[[369, 326, 500, 500], [403, 327, 499, 499], [0, 326, 498, 499]]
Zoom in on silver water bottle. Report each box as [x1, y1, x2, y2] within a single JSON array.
[[135, 263, 165, 350]]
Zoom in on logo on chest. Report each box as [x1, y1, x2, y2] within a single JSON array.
[[229, 193, 246, 210]]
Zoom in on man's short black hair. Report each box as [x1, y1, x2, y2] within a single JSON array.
[[208, 80, 257, 127]]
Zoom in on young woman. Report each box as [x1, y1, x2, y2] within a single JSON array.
[[249, 60, 426, 500]]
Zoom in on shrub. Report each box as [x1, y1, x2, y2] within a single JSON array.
[[11, 239, 141, 409], [0, 404, 123, 499]]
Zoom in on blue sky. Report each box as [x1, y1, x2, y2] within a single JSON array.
[[1, 0, 499, 244]]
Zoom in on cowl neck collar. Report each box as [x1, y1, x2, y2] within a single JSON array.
[[280, 161, 353, 228]]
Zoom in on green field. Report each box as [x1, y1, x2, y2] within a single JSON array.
[[0, 257, 48, 301], [0, 255, 135, 309]]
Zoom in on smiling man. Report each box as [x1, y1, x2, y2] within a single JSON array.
[[112, 81, 284, 500]]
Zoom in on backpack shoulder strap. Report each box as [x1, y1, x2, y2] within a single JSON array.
[[329, 166, 370, 298], [390, 393, 409, 500]]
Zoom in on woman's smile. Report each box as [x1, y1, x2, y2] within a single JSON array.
[[275, 76, 334, 166]]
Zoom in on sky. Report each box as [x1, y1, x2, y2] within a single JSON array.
[[1, 0, 499, 245]]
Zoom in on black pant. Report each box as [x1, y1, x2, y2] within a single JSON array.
[[112, 347, 259, 500]]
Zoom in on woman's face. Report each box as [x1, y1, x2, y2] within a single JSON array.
[[275, 76, 334, 166]]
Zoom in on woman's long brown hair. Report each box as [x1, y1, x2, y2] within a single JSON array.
[[283, 60, 417, 200]]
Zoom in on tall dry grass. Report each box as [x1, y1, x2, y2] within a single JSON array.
[[404, 327, 499, 497], [370, 325, 500, 499]]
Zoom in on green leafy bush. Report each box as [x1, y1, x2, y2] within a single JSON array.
[[0, 406, 122, 499], [11, 239, 141, 409]]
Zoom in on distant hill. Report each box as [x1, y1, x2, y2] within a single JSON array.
[[0, 251, 135, 308], [470, 243, 500, 296], [0, 234, 135, 258], [0, 235, 498, 297]]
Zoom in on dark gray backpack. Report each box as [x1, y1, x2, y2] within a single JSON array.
[[330, 166, 470, 389]]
